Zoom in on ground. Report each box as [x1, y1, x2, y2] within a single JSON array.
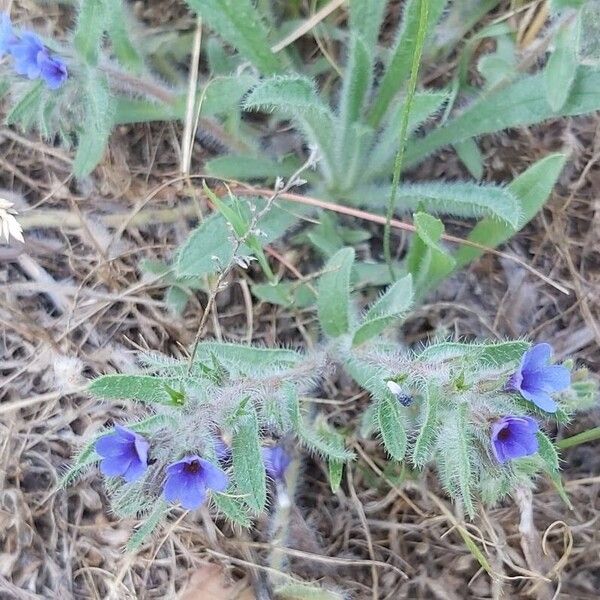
[[1, 1, 599, 599]]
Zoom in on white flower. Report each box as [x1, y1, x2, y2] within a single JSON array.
[[0, 197, 24, 244]]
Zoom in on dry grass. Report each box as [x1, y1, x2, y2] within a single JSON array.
[[1, 1, 600, 599]]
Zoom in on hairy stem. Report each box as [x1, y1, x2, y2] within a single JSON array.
[[383, 0, 429, 280]]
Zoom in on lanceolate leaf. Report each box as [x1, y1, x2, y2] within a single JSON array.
[[354, 181, 520, 227], [368, 0, 448, 127], [213, 491, 252, 527], [185, 0, 282, 74], [243, 76, 336, 181], [454, 153, 567, 267], [89, 374, 178, 404], [74, 0, 108, 66], [406, 68, 600, 166], [232, 406, 266, 513], [317, 248, 355, 338], [377, 395, 407, 461], [349, 0, 388, 50], [352, 274, 413, 346], [405, 212, 456, 295], [412, 383, 440, 467], [544, 22, 578, 112], [74, 72, 114, 177], [339, 35, 372, 131], [537, 432, 572, 508]]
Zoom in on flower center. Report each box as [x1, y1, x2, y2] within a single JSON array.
[[497, 427, 512, 442], [184, 459, 202, 474]]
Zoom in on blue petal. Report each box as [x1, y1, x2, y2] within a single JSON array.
[[38, 52, 67, 89], [163, 471, 187, 502], [123, 459, 147, 483], [133, 435, 149, 465], [179, 480, 207, 510], [100, 456, 130, 477], [502, 439, 530, 460], [95, 433, 130, 458], [539, 365, 570, 392], [492, 439, 508, 463], [521, 343, 552, 374], [521, 387, 557, 413], [198, 459, 228, 492]]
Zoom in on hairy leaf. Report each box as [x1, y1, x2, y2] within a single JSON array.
[[89, 374, 178, 404], [405, 212, 456, 295], [232, 406, 266, 513], [74, 72, 114, 177], [412, 383, 440, 467], [317, 248, 355, 338], [349, 0, 387, 50], [127, 501, 169, 551], [454, 154, 566, 267], [352, 274, 413, 346], [74, 0, 108, 65], [377, 395, 407, 461], [368, 0, 448, 126], [545, 22, 578, 111], [185, 0, 282, 74], [213, 491, 252, 527], [407, 68, 600, 166], [454, 138, 484, 180]]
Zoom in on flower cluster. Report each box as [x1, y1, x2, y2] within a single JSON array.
[[95, 426, 292, 510], [0, 14, 67, 89], [491, 343, 570, 464]]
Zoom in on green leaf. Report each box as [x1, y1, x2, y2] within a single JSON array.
[[405, 212, 456, 295], [407, 68, 600, 166], [286, 386, 353, 461], [537, 432, 572, 508], [213, 491, 252, 527], [454, 153, 567, 267], [349, 0, 387, 50], [352, 274, 413, 346], [6, 81, 44, 127], [577, 1, 600, 65], [126, 501, 169, 552], [339, 35, 372, 130], [185, 0, 282, 74], [105, 0, 144, 72], [74, 0, 108, 65], [454, 138, 484, 180], [275, 582, 345, 600], [377, 395, 407, 461], [545, 22, 578, 112], [232, 405, 266, 513], [317, 247, 355, 338], [176, 197, 297, 278], [176, 211, 235, 278], [419, 340, 529, 367], [328, 459, 344, 493], [252, 281, 316, 309], [74, 72, 114, 177], [412, 383, 440, 467], [192, 342, 303, 374], [438, 404, 475, 519], [243, 76, 336, 182], [89, 374, 176, 404], [366, 90, 448, 178], [206, 154, 302, 182], [368, 0, 448, 127]]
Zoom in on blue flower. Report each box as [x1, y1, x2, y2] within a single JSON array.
[[95, 425, 150, 483], [0, 13, 15, 57], [0, 14, 67, 89], [262, 445, 291, 482], [507, 343, 570, 413], [9, 32, 44, 78], [491, 416, 539, 463], [163, 455, 228, 510], [37, 52, 67, 89]]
